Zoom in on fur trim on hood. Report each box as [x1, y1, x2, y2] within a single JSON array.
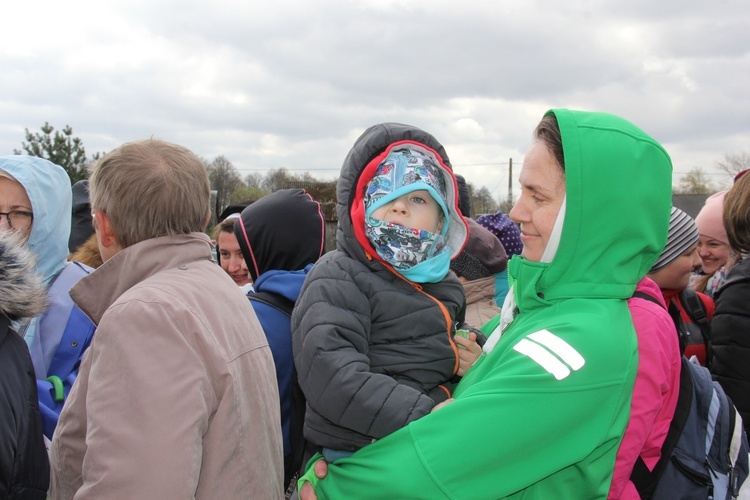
[[0, 232, 47, 320]]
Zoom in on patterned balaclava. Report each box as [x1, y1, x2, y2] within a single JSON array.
[[364, 147, 451, 282]]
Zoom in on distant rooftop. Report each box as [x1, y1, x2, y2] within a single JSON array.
[[673, 193, 710, 219]]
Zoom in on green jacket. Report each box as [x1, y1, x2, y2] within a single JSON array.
[[304, 110, 672, 499]]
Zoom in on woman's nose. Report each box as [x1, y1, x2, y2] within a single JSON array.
[[228, 256, 243, 272]]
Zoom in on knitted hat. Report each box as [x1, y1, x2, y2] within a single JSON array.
[[476, 210, 523, 257], [695, 191, 728, 245], [650, 207, 699, 272], [450, 217, 507, 281]]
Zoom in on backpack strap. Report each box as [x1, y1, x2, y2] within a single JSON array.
[[248, 291, 295, 317], [677, 288, 708, 326], [630, 356, 695, 497], [677, 288, 711, 361], [631, 290, 662, 307], [629, 290, 696, 497], [729, 406, 744, 497]]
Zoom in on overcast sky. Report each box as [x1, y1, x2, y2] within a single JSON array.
[[2, 0, 748, 201]]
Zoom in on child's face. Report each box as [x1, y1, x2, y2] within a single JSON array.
[[649, 244, 701, 291], [371, 189, 443, 233]]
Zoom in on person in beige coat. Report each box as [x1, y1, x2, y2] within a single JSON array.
[[50, 140, 284, 499]]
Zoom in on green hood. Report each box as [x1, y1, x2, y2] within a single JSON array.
[[510, 109, 672, 313]]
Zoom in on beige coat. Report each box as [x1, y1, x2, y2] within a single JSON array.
[[50, 233, 283, 499], [462, 275, 501, 329]]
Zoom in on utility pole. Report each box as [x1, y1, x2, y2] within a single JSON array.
[[507, 158, 513, 205]]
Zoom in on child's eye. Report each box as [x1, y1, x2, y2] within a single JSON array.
[[410, 196, 427, 204]]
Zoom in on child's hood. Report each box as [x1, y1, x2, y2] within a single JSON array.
[[336, 123, 467, 267]]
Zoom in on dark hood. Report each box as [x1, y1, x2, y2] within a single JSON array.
[[234, 189, 326, 282], [69, 179, 93, 254]]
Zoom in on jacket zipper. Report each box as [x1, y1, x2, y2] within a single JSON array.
[[367, 252, 460, 375]]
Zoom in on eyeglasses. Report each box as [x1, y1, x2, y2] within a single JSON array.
[[0, 211, 34, 231]]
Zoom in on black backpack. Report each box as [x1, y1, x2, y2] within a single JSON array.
[[670, 287, 711, 359], [248, 291, 308, 498], [630, 290, 749, 499]]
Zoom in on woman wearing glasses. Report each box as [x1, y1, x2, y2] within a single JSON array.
[[0, 156, 96, 442]]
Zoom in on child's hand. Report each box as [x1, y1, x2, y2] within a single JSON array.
[[455, 332, 482, 376], [431, 398, 455, 413]]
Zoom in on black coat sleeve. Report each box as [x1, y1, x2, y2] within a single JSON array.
[[708, 276, 750, 436]]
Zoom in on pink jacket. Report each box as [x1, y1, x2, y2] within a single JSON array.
[[50, 234, 284, 499], [608, 277, 681, 499]]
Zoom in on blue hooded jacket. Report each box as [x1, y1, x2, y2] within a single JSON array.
[[0, 155, 96, 438], [234, 188, 326, 485]]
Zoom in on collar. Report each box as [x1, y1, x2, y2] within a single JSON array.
[[70, 233, 213, 324]]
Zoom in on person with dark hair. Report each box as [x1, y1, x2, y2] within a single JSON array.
[[211, 216, 252, 292], [234, 188, 326, 490], [454, 174, 473, 217], [68, 180, 94, 256], [0, 232, 50, 499], [709, 170, 750, 436], [449, 217, 506, 328], [298, 110, 673, 498], [211, 201, 255, 292]]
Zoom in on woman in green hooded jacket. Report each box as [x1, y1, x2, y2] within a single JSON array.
[[299, 109, 672, 499]]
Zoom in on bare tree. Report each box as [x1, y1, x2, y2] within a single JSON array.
[[716, 151, 750, 181], [674, 167, 716, 194], [207, 155, 243, 215], [244, 172, 264, 190], [262, 168, 298, 192], [472, 186, 498, 216], [497, 198, 514, 215]]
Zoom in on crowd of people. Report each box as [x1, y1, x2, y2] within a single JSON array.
[[0, 109, 748, 499]]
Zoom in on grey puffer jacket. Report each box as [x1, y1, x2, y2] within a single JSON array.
[[292, 123, 468, 452]]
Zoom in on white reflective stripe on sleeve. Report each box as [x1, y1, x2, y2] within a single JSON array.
[[513, 338, 572, 380], [528, 330, 585, 370]]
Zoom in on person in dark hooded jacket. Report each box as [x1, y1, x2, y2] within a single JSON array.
[[291, 123, 470, 464], [233, 188, 326, 490], [0, 232, 50, 498]]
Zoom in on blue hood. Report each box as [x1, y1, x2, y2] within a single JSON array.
[[0, 156, 72, 282], [254, 265, 313, 302]]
